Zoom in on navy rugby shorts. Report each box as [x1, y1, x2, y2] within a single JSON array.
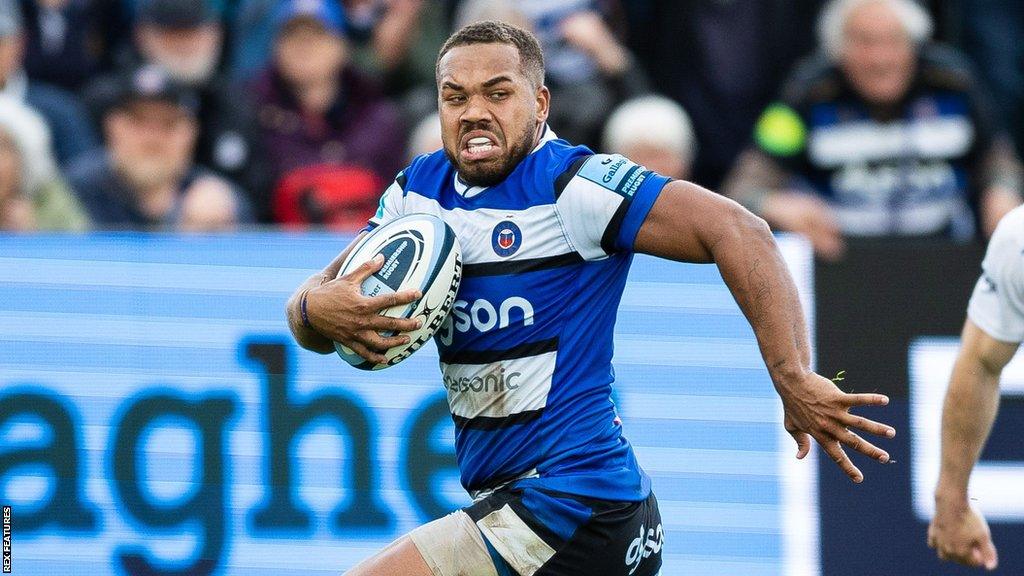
[[464, 486, 664, 576]]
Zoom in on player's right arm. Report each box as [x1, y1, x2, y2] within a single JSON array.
[[927, 320, 1017, 570], [285, 174, 422, 362], [555, 153, 893, 482], [928, 207, 1024, 570]]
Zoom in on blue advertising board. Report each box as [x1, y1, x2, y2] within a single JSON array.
[[0, 233, 816, 576]]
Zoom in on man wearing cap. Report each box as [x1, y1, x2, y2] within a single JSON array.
[[0, 0, 99, 166], [68, 65, 252, 231], [84, 0, 269, 217], [247, 0, 406, 209]]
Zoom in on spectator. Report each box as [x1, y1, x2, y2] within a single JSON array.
[[602, 94, 696, 180], [84, 0, 269, 218], [722, 0, 1023, 260], [625, 0, 825, 188], [248, 0, 406, 194], [18, 0, 129, 91], [0, 0, 99, 166], [0, 96, 90, 231], [230, 0, 311, 82], [68, 65, 252, 231], [133, 0, 223, 86]]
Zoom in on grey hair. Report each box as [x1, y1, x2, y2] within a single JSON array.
[[602, 95, 696, 166], [818, 0, 933, 61]]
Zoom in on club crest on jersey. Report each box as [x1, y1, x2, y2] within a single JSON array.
[[491, 220, 522, 257]]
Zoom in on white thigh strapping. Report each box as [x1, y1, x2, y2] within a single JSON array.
[[408, 511, 499, 576]]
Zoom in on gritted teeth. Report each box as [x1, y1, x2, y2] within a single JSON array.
[[467, 137, 493, 146]]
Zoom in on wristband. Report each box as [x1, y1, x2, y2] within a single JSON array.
[[300, 289, 313, 329]]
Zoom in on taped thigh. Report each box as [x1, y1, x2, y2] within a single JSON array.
[[408, 510, 499, 576]]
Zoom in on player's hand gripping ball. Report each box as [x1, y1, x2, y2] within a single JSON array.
[[335, 214, 462, 370]]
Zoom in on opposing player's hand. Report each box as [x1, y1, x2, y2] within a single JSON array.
[[778, 372, 895, 482], [928, 500, 998, 570], [305, 254, 423, 363]]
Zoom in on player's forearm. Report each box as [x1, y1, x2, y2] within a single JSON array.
[[935, 352, 1002, 505], [287, 239, 363, 354], [712, 210, 812, 386], [286, 273, 336, 354]]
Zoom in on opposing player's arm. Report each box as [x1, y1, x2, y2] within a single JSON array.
[[935, 320, 1018, 502], [928, 320, 1017, 570], [635, 180, 895, 482]]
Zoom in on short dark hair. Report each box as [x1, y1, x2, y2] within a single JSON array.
[[436, 21, 545, 87]]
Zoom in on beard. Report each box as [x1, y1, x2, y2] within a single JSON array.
[[445, 123, 537, 187]]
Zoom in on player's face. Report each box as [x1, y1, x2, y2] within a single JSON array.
[[437, 43, 550, 187]]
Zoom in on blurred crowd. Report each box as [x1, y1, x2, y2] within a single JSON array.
[[0, 0, 1021, 258]]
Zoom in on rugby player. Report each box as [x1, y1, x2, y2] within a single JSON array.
[[287, 21, 896, 576], [928, 206, 1024, 571]]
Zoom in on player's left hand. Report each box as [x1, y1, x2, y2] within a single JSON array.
[[928, 500, 999, 570], [777, 371, 895, 483]]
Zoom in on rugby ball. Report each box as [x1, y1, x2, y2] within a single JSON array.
[[334, 213, 462, 370]]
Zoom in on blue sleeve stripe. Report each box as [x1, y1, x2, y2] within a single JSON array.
[[616, 173, 671, 252]]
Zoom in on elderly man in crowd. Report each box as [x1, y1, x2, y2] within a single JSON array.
[[68, 65, 251, 231], [723, 0, 1022, 260]]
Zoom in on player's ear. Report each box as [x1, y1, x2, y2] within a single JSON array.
[[535, 85, 550, 123]]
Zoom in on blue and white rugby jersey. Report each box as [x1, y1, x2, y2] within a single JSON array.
[[367, 127, 671, 502]]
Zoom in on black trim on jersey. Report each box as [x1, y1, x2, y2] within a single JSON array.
[[600, 199, 631, 255], [453, 408, 544, 430], [554, 155, 591, 200], [440, 337, 559, 365], [395, 171, 407, 189], [463, 252, 584, 277]]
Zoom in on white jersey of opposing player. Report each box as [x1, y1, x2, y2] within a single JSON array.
[[968, 205, 1024, 343]]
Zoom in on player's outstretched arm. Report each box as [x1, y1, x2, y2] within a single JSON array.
[[635, 180, 895, 482], [928, 319, 1018, 570], [286, 235, 422, 362]]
